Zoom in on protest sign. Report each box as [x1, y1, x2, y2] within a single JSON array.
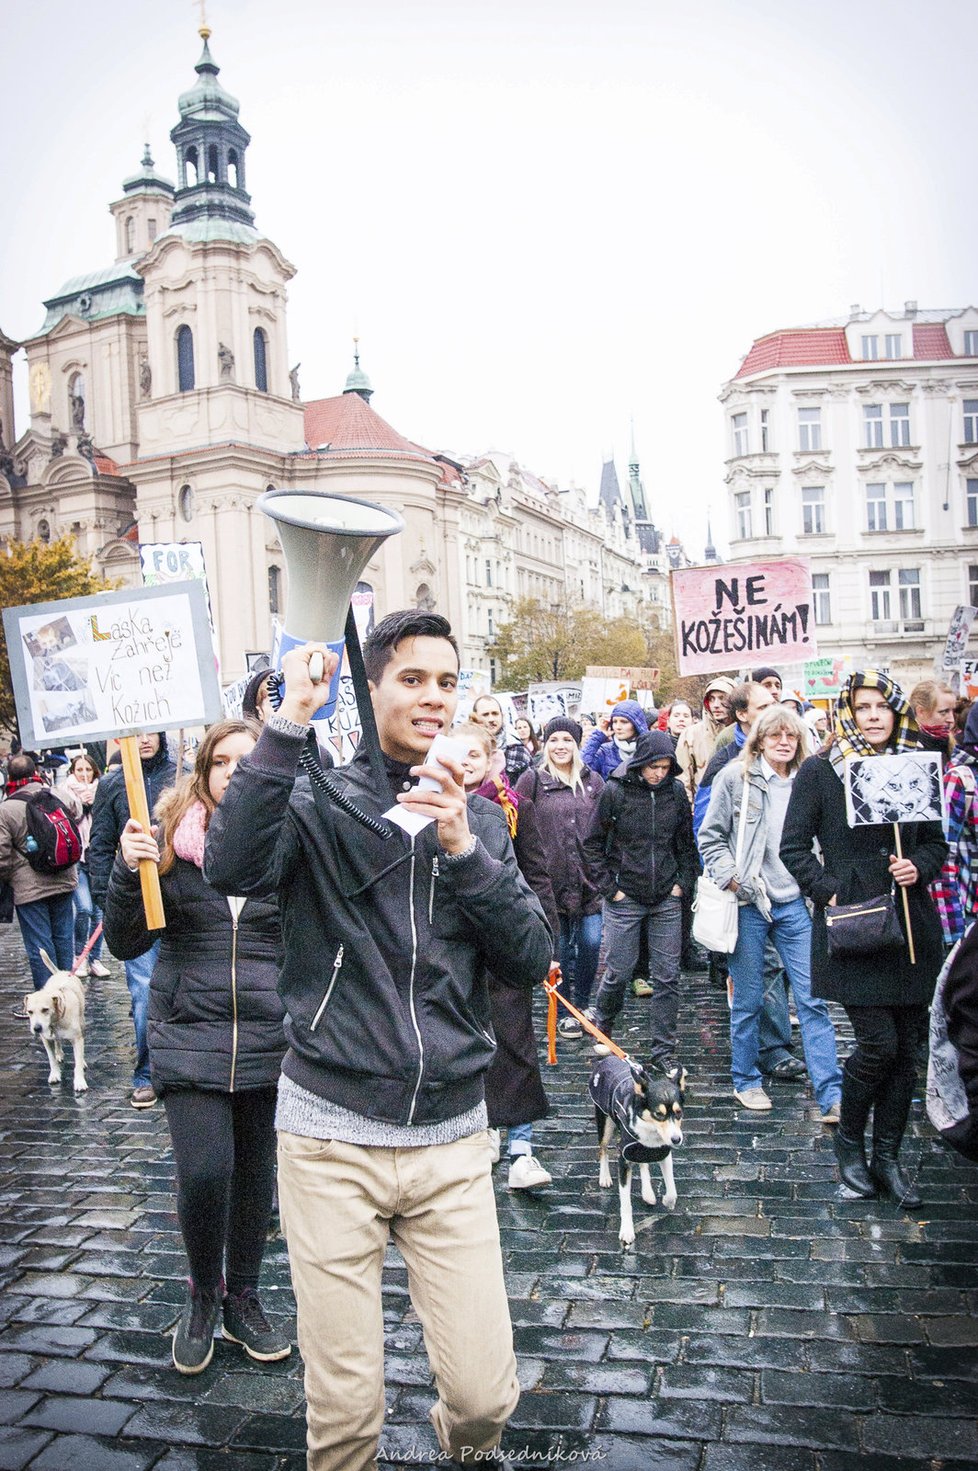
[[671, 558, 816, 677], [941, 605, 978, 670], [579, 676, 629, 716], [528, 682, 583, 727], [585, 665, 660, 691], [960, 660, 978, 700], [803, 656, 846, 700]]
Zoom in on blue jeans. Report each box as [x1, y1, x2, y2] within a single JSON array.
[[16, 894, 75, 989], [72, 865, 104, 961], [126, 941, 160, 1088], [593, 894, 682, 1066], [558, 911, 603, 1009], [729, 898, 842, 1110], [506, 1123, 533, 1157], [758, 941, 794, 1070]]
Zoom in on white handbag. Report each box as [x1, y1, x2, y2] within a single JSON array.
[[692, 776, 750, 954]]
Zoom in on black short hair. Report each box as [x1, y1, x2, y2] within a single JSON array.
[[362, 610, 460, 685]]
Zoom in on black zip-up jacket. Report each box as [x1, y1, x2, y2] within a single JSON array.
[[203, 724, 553, 1127], [87, 738, 177, 906], [583, 733, 699, 906], [103, 851, 285, 1094]]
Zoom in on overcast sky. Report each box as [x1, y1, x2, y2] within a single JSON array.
[[2, 0, 974, 557]]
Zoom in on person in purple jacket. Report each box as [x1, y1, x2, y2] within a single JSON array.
[[581, 699, 651, 781]]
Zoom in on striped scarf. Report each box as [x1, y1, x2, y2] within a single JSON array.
[[830, 670, 921, 775]]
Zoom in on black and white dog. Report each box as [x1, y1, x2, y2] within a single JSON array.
[[589, 1051, 685, 1247]]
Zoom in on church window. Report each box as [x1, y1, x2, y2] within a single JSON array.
[[208, 145, 219, 183], [176, 326, 195, 392], [254, 329, 269, 393], [125, 216, 135, 254], [178, 485, 195, 522], [184, 147, 199, 187], [148, 217, 158, 242], [228, 149, 239, 189], [268, 565, 281, 616]]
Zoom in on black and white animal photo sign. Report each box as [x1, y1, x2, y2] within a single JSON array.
[[844, 752, 946, 829]]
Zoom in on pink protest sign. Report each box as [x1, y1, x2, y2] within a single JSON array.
[[671, 558, 817, 677]]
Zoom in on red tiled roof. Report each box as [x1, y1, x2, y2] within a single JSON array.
[[735, 329, 851, 378], [302, 394, 435, 464], [93, 453, 120, 476], [912, 323, 954, 360]]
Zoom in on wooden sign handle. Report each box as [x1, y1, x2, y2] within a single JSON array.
[[892, 824, 915, 965], [119, 735, 166, 931]]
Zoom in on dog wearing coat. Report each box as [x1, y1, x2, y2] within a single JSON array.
[[589, 1050, 685, 1246], [23, 950, 87, 1093]]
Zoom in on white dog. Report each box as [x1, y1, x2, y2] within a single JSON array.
[[24, 950, 87, 1093]]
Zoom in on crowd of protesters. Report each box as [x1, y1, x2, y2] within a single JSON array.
[[2, 613, 978, 1471]]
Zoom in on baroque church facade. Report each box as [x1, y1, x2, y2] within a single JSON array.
[[0, 29, 680, 685]]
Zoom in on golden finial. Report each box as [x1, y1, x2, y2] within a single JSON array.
[[194, 0, 211, 40]]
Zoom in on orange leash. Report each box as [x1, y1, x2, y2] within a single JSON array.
[[543, 965, 632, 1066]]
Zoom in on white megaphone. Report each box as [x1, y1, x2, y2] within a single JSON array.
[[257, 489, 405, 718]]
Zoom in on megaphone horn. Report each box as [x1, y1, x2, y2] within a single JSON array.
[[257, 490, 405, 718]]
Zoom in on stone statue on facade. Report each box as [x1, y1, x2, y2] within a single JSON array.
[[290, 363, 301, 402], [70, 390, 86, 432], [50, 431, 67, 459], [77, 433, 95, 464], [139, 359, 152, 398], [218, 343, 235, 381]]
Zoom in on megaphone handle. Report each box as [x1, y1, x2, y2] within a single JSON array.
[[309, 652, 324, 684]]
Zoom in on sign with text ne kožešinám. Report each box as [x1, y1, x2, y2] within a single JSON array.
[[671, 558, 816, 677]]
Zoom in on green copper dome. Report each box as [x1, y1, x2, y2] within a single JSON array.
[[177, 38, 241, 120]]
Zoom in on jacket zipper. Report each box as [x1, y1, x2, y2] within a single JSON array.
[[310, 944, 345, 1031], [428, 853, 439, 924], [407, 837, 425, 1123], [229, 913, 239, 1092]]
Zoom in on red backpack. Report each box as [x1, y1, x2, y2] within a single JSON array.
[[9, 788, 83, 874]]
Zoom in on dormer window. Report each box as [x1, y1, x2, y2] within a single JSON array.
[[964, 330, 978, 356], [861, 335, 880, 360], [885, 333, 903, 357]]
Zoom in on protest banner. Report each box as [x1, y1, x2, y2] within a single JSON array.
[[843, 751, 946, 964], [941, 604, 978, 670], [4, 582, 222, 929], [579, 676, 629, 716], [585, 664, 660, 691], [528, 682, 583, 727], [803, 656, 846, 700], [671, 558, 816, 677]]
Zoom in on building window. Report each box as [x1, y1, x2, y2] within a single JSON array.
[[487, 608, 494, 637], [798, 407, 822, 451], [964, 331, 978, 357], [207, 144, 219, 183], [898, 567, 922, 623], [148, 217, 158, 242], [802, 486, 825, 535], [125, 216, 135, 254], [866, 483, 887, 532], [176, 325, 195, 392], [760, 409, 770, 452], [485, 559, 492, 586], [893, 481, 915, 530], [763, 487, 774, 535], [732, 412, 748, 456], [889, 402, 911, 447], [268, 565, 281, 616], [970, 565, 978, 607], [184, 146, 199, 187], [228, 149, 239, 189], [253, 328, 268, 393], [884, 334, 903, 358], [967, 479, 978, 527], [964, 399, 978, 444], [178, 484, 194, 522], [735, 491, 752, 540], [863, 404, 883, 448], [869, 570, 891, 621], [812, 572, 831, 625], [861, 335, 880, 360]]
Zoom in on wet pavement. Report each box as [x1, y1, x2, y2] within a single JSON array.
[[0, 923, 976, 1471]]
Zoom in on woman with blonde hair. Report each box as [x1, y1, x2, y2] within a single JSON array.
[[699, 705, 842, 1120], [104, 719, 290, 1374], [516, 718, 604, 1038]]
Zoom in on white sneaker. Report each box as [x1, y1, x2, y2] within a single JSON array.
[[733, 1087, 772, 1111], [73, 959, 90, 979], [486, 1128, 501, 1164], [89, 960, 110, 978], [507, 1155, 552, 1190]]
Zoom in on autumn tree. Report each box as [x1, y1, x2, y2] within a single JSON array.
[[487, 597, 647, 689], [0, 536, 116, 737], [641, 619, 715, 711]]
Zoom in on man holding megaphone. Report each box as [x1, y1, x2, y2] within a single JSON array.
[[204, 609, 552, 1471]]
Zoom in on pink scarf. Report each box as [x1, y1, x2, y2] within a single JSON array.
[[172, 799, 209, 869]]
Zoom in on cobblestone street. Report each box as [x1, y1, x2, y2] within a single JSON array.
[[0, 923, 976, 1471]]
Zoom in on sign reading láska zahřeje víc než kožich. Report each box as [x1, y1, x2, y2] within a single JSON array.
[[3, 581, 222, 748]]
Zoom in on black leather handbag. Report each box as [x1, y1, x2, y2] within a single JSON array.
[[824, 885, 903, 958]]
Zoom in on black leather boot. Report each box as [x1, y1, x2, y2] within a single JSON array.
[[868, 1147, 923, 1210], [833, 1131, 877, 1198]]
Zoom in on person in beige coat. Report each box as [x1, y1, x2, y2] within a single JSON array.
[[0, 754, 82, 989], [675, 677, 736, 801]]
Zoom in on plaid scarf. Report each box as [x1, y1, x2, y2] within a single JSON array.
[[830, 670, 921, 775]]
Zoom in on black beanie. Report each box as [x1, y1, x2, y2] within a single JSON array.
[[751, 666, 781, 684], [542, 717, 583, 745]]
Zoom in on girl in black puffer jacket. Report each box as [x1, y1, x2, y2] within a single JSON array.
[[104, 719, 289, 1376]]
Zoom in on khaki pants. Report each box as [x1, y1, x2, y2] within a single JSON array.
[[277, 1128, 520, 1471]]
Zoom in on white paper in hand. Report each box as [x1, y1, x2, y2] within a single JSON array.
[[384, 733, 470, 836]]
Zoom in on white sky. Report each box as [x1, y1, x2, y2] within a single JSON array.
[[2, 0, 974, 557]]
